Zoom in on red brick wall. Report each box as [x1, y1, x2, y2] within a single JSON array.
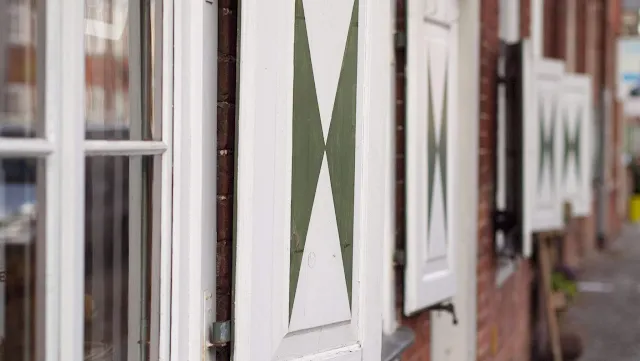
[[544, 0, 567, 59], [520, 0, 531, 37], [216, 0, 237, 359], [475, 1, 533, 360]]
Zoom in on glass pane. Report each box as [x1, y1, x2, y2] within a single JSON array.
[[0, 157, 42, 360], [0, 0, 40, 137], [84, 0, 160, 140], [83, 156, 158, 360]]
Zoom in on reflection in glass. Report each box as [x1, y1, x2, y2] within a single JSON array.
[[84, 0, 160, 140], [0, 0, 39, 134], [0, 157, 41, 361], [84, 156, 156, 361]]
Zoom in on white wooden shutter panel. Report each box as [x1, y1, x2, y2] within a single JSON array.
[[405, 0, 459, 314], [520, 39, 534, 257], [560, 74, 593, 216], [523, 48, 565, 236], [234, 0, 391, 359]]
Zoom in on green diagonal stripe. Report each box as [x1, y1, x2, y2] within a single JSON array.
[[289, 0, 326, 317], [562, 107, 582, 181], [426, 60, 448, 235], [538, 97, 555, 189], [325, 0, 358, 309]]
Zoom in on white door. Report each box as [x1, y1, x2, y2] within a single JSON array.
[[0, 0, 218, 360], [405, 0, 459, 314], [233, 0, 392, 359]]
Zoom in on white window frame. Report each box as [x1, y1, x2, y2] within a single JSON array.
[[0, 0, 219, 360]]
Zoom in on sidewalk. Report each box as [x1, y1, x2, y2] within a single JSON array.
[[564, 224, 640, 361]]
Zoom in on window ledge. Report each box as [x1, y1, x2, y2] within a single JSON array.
[[496, 258, 519, 287], [381, 326, 415, 361]]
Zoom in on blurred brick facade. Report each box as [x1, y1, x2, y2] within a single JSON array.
[[542, 0, 623, 269], [475, 1, 533, 361]]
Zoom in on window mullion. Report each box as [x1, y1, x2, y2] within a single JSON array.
[[55, 0, 86, 360], [37, 0, 62, 359]]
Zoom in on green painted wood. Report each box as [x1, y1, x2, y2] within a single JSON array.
[[325, 0, 359, 309], [289, 0, 326, 316], [426, 61, 448, 234], [538, 97, 555, 188], [563, 107, 581, 181]]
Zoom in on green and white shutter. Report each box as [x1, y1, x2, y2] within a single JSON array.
[[522, 42, 565, 241], [560, 74, 593, 216], [405, 0, 459, 314], [234, 0, 391, 359]]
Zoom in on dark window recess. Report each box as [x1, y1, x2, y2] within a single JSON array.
[[492, 40, 525, 260]]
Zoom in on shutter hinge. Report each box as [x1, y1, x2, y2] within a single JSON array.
[[205, 320, 232, 349], [394, 31, 406, 50], [426, 302, 458, 325]]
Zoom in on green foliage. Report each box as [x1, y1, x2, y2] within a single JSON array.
[[552, 271, 578, 301]]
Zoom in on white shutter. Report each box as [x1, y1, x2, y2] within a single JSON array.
[[405, 0, 458, 314], [233, 0, 391, 359], [522, 42, 565, 241], [560, 74, 593, 216]]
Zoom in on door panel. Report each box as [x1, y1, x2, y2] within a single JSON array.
[[234, 0, 389, 359], [405, 0, 458, 314]]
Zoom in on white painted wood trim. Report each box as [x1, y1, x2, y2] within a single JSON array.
[[459, 0, 479, 358], [232, 0, 257, 352], [430, 0, 479, 360], [37, 0, 62, 358], [362, 0, 393, 357], [157, 0, 174, 358], [0, 139, 53, 156], [171, 0, 218, 360], [381, 0, 398, 335], [499, 0, 520, 42], [56, 1, 86, 360], [84, 140, 168, 155], [531, 0, 544, 58]]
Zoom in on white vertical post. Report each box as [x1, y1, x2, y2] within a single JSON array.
[[171, 0, 217, 360], [499, 0, 520, 42], [532, 0, 544, 58], [156, 0, 173, 358], [382, 0, 397, 336], [57, 1, 86, 361]]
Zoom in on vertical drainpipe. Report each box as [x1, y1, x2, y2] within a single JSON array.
[[596, 0, 609, 249]]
